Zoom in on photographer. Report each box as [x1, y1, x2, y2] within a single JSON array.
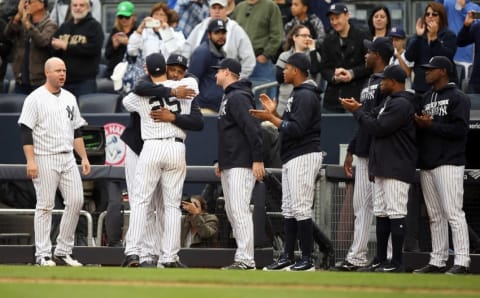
[[181, 195, 219, 248]]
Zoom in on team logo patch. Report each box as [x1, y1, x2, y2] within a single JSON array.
[[104, 123, 126, 165]]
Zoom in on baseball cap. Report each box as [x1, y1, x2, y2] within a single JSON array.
[[117, 1, 135, 17], [146, 53, 166, 76], [281, 52, 311, 75], [167, 53, 188, 69], [209, 0, 227, 7], [211, 58, 241, 76], [327, 3, 349, 16], [388, 27, 406, 39], [420, 56, 453, 73], [378, 64, 407, 83], [363, 37, 394, 58], [207, 18, 227, 33]]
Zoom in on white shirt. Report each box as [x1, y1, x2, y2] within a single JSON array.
[[127, 28, 186, 60]]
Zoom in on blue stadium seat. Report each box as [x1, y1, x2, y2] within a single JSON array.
[[78, 93, 118, 113], [0, 93, 26, 112]]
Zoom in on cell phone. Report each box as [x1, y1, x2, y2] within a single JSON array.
[[145, 19, 160, 28], [473, 11, 480, 19]]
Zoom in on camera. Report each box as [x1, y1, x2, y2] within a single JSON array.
[[145, 19, 161, 28], [180, 197, 191, 212]]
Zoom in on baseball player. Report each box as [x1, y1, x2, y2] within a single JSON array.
[[413, 56, 471, 275], [250, 53, 322, 271], [122, 53, 201, 268], [214, 58, 265, 270], [336, 37, 394, 272], [341, 64, 417, 273], [18, 57, 91, 267]]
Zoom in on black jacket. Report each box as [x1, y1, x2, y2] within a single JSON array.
[[348, 72, 384, 158], [280, 80, 322, 164], [318, 24, 371, 111], [120, 76, 204, 155], [416, 83, 470, 170], [217, 79, 263, 170], [353, 91, 417, 183]]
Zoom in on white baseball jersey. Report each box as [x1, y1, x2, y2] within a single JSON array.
[[122, 78, 197, 141], [18, 86, 87, 154]]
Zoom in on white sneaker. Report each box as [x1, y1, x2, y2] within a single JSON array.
[[53, 254, 83, 267], [36, 256, 56, 267]]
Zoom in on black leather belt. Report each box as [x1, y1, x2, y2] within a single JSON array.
[[151, 137, 184, 143]]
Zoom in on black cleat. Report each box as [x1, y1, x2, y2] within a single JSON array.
[[122, 254, 140, 267], [334, 260, 360, 272], [161, 261, 188, 268], [374, 262, 403, 273], [357, 258, 383, 272], [413, 264, 447, 274], [222, 261, 255, 270], [287, 257, 315, 272], [263, 256, 294, 271], [445, 265, 469, 275]]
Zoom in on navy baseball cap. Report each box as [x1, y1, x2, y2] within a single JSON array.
[[146, 53, 166, 76], [363, 37, 394, 58], [378, 64, 407, 83], [167, 53, 188, 69], [327, 3, 349, 16], [207, 18, 227, 33], [420, 56, 453, 73], [211, 58, 241, 76], [388, 27, 406, 39], [280, 52, 310, 75]]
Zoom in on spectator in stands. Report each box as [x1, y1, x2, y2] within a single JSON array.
[[284, 0, 325, 44], [405, 2, 457, 95], [50, 0, 101, 25], [5, 0, 57, 94], [189, 18, 227, 113], [127, 2, 186, 65], [318, 3, 370, 113], [368, 5, 391, 40], [184, 0, 255, 79], [437, 0, 480, 64], [0, 18, 13, 85], [180, 195, 219, 248], [231, 0, 284, 100], [276, 25, 317, 116], [388, 27, 414, 90], [51, 0, 104, 98], [457, 10, 480, 93], [103, 1, 137, 79], [275, 0, 293, 26], [175, 0, 210, 37], [309, 0, 339, 31]]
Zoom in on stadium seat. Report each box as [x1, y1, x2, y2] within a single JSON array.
[[96, 78, 115, 93], [78, 93, 118, 113], [0, 93, 26, 112], [468, 93, 480, 110]]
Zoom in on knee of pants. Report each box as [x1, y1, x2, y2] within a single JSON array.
[[66, 195, 85, 211]]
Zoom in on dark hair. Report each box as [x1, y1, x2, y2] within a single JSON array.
[[299, 0, 310, 11], [424, 2, 448, 30], [368, 6, 391, 37], [191, 195, 208, 212], [284, 24, 309, 51], [150, 2, 177, 26]]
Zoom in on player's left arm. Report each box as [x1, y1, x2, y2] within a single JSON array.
[[73, 131, 91, 176]]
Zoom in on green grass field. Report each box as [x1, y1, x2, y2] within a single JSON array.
[[0, 265, 479, 298]]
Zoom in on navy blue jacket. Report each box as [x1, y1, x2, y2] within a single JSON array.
[[217, 79, 263, 170], [120, 76, 204, 155], [189, 40, 225, 112], [405, 28, 457, 93], [348, 72, 384, 158], [416, 83, 470, 170], [353, 91, 417, 183], [280, 80, 322, 164], [458, 22, 480, 88]]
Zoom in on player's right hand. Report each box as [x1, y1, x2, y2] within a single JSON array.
[[214, 163, 221, 177], [26, 161, 38, 179], [174, 85, 196, 99], [259, 93, 276, 114], [343, 152, 353, 178]]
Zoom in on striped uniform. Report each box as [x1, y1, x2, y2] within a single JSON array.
[[18, 86, 87, 260], [122, 78, 195, 264], [417, 83, 471, 268]]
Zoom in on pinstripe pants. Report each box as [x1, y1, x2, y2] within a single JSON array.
[[221, 168, 256, 266], [346, 157, 374, 266], [33, 153, 84, 258], [282, 152, 323, 220], [374, 178, 409, 219], [124, 140, 186, 263], [420, 165, 470, 267]]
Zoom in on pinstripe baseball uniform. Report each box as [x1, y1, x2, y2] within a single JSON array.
[[123, 78, 196, 264], [417, 82, 471, 269], [18, 86, 87, 261], [217, 79, 263, 268]]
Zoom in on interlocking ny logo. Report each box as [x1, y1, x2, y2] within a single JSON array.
[[66, 105, 74, 120]]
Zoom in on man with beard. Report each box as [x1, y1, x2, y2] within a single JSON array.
[[189, 18, 227, 114], [51, 0, 103, 98]]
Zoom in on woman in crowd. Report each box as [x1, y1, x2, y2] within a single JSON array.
[[368, 6, 392, 40]]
